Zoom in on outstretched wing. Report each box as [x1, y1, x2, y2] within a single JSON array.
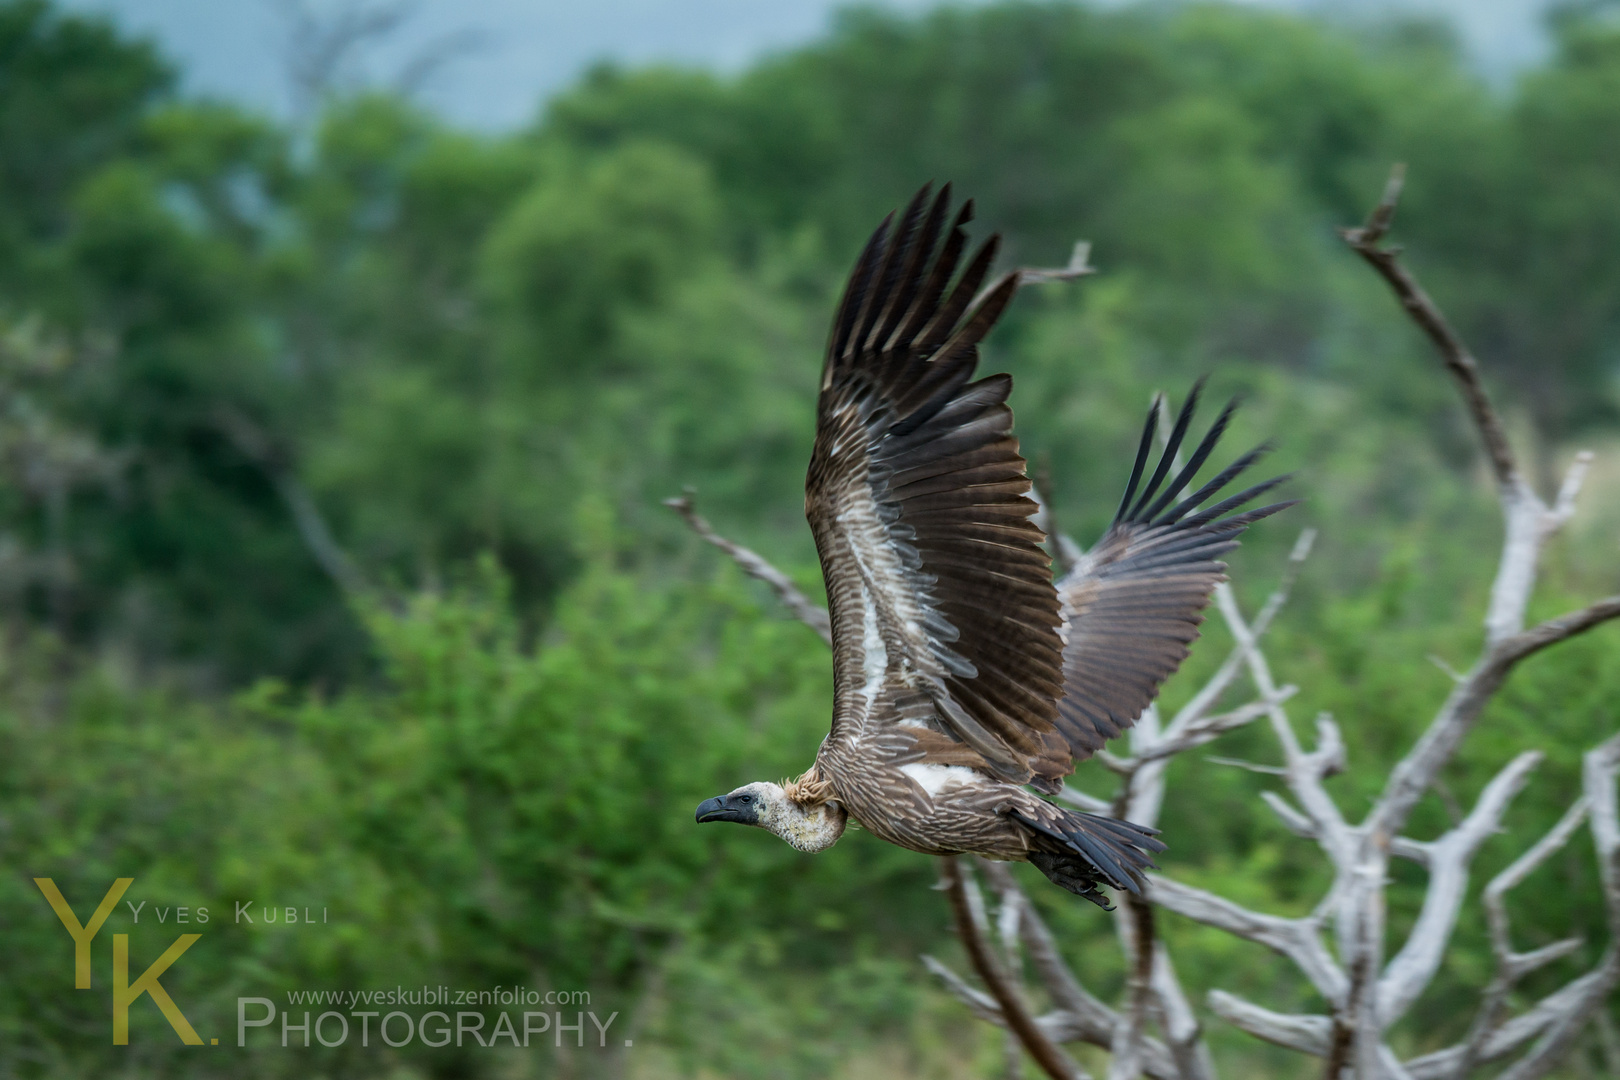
[[806, 185, 1064, 783], [1044, 385, 1294, 779]]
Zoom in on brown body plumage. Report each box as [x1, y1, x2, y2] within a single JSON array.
[[696, 185, 1291, 905]]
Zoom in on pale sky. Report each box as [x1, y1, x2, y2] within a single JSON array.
[[55, 0, 1558, 131]]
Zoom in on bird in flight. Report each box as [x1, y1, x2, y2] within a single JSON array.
[[695, 185, 1291, 905]]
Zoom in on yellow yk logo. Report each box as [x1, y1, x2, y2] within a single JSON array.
[[34, 878, 203, 1045]]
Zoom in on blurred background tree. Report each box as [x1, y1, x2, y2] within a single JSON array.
[[3, 0, 1620, 1076]]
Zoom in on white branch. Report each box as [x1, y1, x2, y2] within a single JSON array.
[[1381, 1043, 1418, 1080], [1549, 451, 1593, 530], [1131, 689, 1296, 768], [1118, 702, 1164, 825], [1152, 943, 1216, 1080], [1368, 597, 1620, 847], [1492, 735, 1620, 1080], [1377, 750, 1543, 1022], [1147, 876, 1345, 1004], [923, 953, 1006, 1024], [1485, 480, 1549, 646], [1206, 992, 1329, 1056], [1215, 588, 1354, 869], [1167, 529, 1314, 739], [1260, 790, 1315, 838], [1486, 794, 1590, 960], [1407, 971, 1601, 1076], [1492, 964, 1618, 1080]]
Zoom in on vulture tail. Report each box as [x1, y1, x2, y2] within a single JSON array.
[[1008, 806, 1166, 909]]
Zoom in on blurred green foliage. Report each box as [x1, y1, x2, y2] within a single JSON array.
[[4, 0, 1620, 1076]]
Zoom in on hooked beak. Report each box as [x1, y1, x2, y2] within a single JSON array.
[[695, 794, 756, 824]]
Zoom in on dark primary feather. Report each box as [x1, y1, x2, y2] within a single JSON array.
[[1042, 387, 1295, 782], [806, 183, 1064, 781]]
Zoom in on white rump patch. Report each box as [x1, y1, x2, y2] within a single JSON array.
[[900, 762, 985, 797]]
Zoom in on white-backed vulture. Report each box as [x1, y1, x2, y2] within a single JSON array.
[[695, 185, 1292, 905]]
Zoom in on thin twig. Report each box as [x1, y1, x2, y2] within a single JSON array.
[[665, 493, 833, 647], [940, 856, 1087, 1080], [1340, 163, 1518, 490], [972, 242, 1097, 310], [1450, 793, 1591, 1080]]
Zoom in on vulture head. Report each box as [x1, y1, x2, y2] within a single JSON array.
[[695, 781, 847, 853]]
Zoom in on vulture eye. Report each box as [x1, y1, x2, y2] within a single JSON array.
[[737, 794, 752, 803]]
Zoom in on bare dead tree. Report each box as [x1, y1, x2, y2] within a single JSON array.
[[667, 172, 1620, 1078], [268, 0, 486, 121], [213, 405, 370, 602]]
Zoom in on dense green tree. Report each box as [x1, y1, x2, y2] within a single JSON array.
[[0, 0, 169, 286]]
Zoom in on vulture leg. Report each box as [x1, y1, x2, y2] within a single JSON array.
[[1028, 852, 1116, 910]]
